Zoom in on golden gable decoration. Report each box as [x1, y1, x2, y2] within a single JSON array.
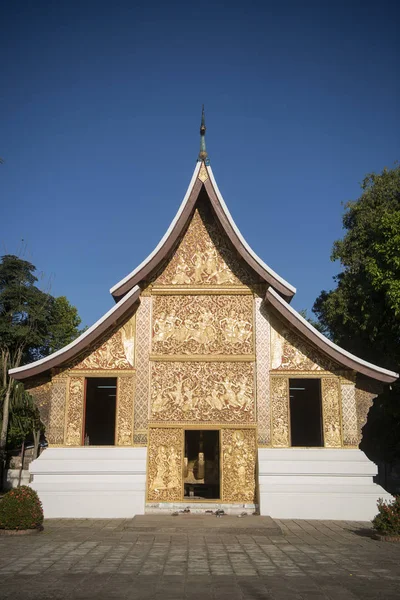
[[154, 200, 258, 288], [271, 317, 339, 372], [152, 294, 253, 356], [72, 316, 136, 370]]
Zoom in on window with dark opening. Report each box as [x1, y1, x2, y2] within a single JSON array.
[[84, 378, 117, 446], [289, 378, 323, 447]]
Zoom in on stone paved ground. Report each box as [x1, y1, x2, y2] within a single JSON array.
[[0, 516, 400, 599]]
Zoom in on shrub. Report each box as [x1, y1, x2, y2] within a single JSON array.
[[0, 486, 44, 530], [372, 496, 400, 535]]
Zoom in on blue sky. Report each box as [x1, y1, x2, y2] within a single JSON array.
[[1, 0, 399, 328]]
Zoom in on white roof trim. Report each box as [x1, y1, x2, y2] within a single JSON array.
[[268, 286, 399, 379], [207, 166, 296, 295], [9, 285, 141, 376], [110, 162, 202, 296]]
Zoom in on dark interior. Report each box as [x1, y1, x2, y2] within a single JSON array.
[[184, 430, 220, 500], [289, 378, 323, 447], [84, 378, 117, 446]]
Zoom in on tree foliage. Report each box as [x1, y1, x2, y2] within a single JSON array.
[[0, 255, 84, 470], [313, 165, 400, 371], [313, 165, 400, 467]]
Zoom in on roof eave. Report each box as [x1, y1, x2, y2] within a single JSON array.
[[9, 285, 142, 381], [265, 287, 399, 384]]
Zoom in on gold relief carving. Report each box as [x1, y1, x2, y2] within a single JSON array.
[[26, 381, 52, 433], [147, 428, 183, 502], [47, 376, 68, 445], [151, 362, 255, 423], [221, 429, 257, 503], [116, 376, 135, 446], [65, 377, 85, 446], [198, 163, 209, 182], [271, 317, 339, 372], [154, 201, 258, 288], [341, 382, 359, 446], [270, 377, 290, 447], [255, 298, 271, 445], [152, 295, 253, 356], [321, 378, 342, 448], [134, 297, 151, 444], [356, 383, 380, 444], [73, 316, 135, 370]]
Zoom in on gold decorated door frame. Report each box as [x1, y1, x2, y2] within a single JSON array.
[[146, 424, 257, 505]]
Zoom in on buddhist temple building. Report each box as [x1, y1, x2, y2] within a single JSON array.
[[10, 110, 398, 520]]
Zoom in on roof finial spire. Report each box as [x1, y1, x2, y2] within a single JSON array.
[[197, 105, 210, 165]]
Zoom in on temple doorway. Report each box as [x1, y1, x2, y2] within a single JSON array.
[[184, 430, 220, 500]]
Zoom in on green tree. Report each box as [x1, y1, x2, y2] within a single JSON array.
[[0, 255, 83, 480], [313, 165, 400, 466]]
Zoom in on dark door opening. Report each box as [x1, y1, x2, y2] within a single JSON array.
[[184, 430, 220, 500], [289, 378, 323, 447], [84, 377, 117, 445]]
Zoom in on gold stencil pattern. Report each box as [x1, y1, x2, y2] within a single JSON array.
[[270, 377, 290, 447], [154, 201, 257, 287], [341, 383, 358, 446], [152, 295, 253, 356], [147, 428, 183, 502], [271, 317, 339, 372], [150, 362, 255, 423], [65, 377, 85, 446], [73, 316, 135, 370], [48, 375, 68, 445], [27, 381, 52, 434], [116, 376, 135, 446], [134, 297, 151, 444], [356, 383, 380, 443], [321, 378, 342, 447], [221, 429, 257, 503], [255, 298, 271, 445]]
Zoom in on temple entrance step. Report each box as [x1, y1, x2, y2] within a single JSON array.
[[125, 514, 282, 536], [145, 502, 257, 515]]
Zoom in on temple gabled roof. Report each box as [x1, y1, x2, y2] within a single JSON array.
[[9, 111, 399, 384], [109, 160, 297, 301]]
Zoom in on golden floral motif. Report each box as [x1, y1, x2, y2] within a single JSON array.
[[73, 316, 135, 370], [154, 200, 258, 287], [321, 378, 342, 447], [255, 298, 271, 445], [134, 297, 151, 445], [116, 376, 135, 446], [355, 381, 382, 443], [271, 317, 339, 372], [150, 362, 255, 423], [65, 377, 85, 446], [270, 377, 290, 447], [341, 382, 359, 446], [152, 295, 253, 356], [26, 381, 52, 432], [198, 163, 209, 182], [147, 428, 183, 502], [221, 429, 257, 503]]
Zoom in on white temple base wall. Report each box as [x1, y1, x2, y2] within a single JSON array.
[[258, 448, 393, 521], [29, 447, 147, 518]]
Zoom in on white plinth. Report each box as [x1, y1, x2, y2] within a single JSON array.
[[258, 448, 392, 520], [29, 447, 147, 518]]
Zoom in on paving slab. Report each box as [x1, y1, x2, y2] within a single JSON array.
[[0, 517, 399, 599]]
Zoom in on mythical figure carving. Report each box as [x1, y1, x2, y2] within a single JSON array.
[[116, 376, 135, 446], [154, 200, 258, 287], [270, 377, 290, 447], [73, 316, 135, 370], [152, 295, 253, 355], [222, 429, 256, 503], [321, 378, 342, 447], [147, 428, 183, 502], [150, 362, 255, 423], [271, 317, 339, 372], [65, 377, 85, 446]]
